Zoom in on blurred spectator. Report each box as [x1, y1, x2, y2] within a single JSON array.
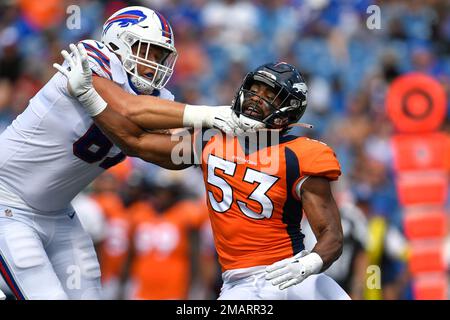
[[18, 0, 64, 31], [0, 37, 22, 82], [0, 80, 14, 133], [201, 0, 259, 63], [171, 19, 211, 85]]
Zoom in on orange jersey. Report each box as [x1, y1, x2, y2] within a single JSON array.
[[92, 193, 130, 283], [195, 130, 341, 271], [107, 156, 133, 184], [128, 200, 207, 300]]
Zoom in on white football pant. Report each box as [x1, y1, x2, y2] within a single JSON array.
[[219, 265, 351, 300], [0, 205, 102, 299]]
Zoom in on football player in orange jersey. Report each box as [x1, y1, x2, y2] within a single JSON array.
[[90, 172, 130, 299], [125, 173, 208, 300], [60, 45, 350, 299]]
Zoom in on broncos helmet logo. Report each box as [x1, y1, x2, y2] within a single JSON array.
[[292, 82, 308, 96], [103, 10, 148, 35]]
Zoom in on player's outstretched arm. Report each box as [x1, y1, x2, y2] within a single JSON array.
[[92, 76, 183, 129], [91, 102, 193, 170], [54, 43, 242, 135], [92, 76, 236, 132], [265, 176, 343, 290]]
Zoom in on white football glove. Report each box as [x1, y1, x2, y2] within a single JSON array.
[[53, 43, 107, 117], [0, 288, 6, 300], [236, 114, 266, 132], [211, 106, 245, 135], [54, 43, 92, 97], [265, 250, 323, 290], [183, 105, 245, 136]]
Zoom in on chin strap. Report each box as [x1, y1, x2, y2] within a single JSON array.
[[252, 122, 314, 132], [288, 122, 314, 129], [236, 113, 314, 132], [238, 114, 266, 131]]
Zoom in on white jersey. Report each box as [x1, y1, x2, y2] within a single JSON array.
[[0, 39, 174, 214]]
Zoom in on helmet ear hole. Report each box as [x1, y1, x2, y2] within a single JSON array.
[[109, 42, 119, 51]]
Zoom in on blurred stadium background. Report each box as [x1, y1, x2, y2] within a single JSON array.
[[0, 0, 449, 300]]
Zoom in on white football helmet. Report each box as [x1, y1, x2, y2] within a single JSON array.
[[101, 6, 177, 94]]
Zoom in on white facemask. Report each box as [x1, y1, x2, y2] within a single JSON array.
[[129, 72, 154, 95]]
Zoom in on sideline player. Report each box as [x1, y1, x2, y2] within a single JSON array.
[[58, 45, 350, 299], [125, 173, 208, 299], [0, 6, 239, 300]]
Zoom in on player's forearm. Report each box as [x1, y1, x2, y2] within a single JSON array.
[[301, 177, 344, 272], [92, 77, 222, 130], [118, 94, 223, 131], [93, 107, 191, 169], [92, 77, 183, 128], [131, 132, 193, 170], [311, 225, 343, 271], [92, 105, 147, 157], [122, 94, 185, 129]]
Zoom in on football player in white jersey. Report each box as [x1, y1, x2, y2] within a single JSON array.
[[0, 6, 240, 300]]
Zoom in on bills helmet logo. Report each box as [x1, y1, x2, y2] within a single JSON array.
[[103, 10, 148, 34]]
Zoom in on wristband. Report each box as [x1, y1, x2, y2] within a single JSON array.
[[183, 104, 216, 128], [300, 252, 324, 275], [77, 87, 107, 117]]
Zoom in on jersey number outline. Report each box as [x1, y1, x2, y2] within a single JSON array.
[[207, 154, 279, 219], [73, 124, 125, 169]]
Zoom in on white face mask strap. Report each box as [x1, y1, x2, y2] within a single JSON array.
[[155, 63, 168, 87], [145, 41, 150, 61], [136, 40, 142, 61]]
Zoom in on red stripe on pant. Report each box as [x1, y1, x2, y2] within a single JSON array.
[[0, 257, 25, 300]]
